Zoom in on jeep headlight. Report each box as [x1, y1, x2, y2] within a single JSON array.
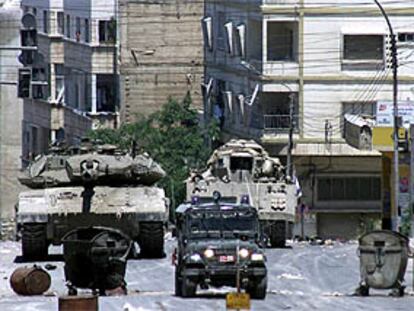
[[189, 253, 202, 262], [239, 248, 249, 259], [204, 249, 215, 259], [251, 253, 264, 261]]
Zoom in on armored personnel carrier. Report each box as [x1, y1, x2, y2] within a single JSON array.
[[186, 139, 298, 247], [16, 140, 169, 260]]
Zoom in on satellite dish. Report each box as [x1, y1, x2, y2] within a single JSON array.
[[21, 13, 37, 29]]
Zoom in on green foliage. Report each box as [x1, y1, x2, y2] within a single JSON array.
[[88, 93, 216, 210]]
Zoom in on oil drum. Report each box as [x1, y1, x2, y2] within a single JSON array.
[[10, 266, 51, 295]]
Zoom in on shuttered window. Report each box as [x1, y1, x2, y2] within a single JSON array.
[[317, 177, 381, 201]]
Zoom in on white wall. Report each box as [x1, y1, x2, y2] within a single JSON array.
[[0, 1, 24, 231]]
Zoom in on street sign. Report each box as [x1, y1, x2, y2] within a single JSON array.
[[376, 101, 414, 127], [226, 292, 250, 310]]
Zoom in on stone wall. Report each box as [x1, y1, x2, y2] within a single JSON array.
[[119, 0, 204, 122]]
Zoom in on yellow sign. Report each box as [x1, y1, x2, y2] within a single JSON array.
[[398, 127, 407, 140], [226, 292, 251, 310], [372, 127, 393, 149]]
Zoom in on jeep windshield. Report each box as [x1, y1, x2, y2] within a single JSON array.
[[186, 207, 258, 239]]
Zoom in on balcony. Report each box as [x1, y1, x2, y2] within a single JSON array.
[[222, 112, 299, 142], [263, 114, 299, 132]]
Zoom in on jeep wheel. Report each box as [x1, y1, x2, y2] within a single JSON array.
[[181, 277, 197, 298], [248, 277, 267, 300], [175, 270, 183, 297], [21, 223, 49, 260], [138, 222, 165, 258]]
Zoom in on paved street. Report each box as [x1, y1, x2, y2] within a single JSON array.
[[1, 238, 414, 310]]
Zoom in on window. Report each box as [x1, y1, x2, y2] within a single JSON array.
[[317, 177, 381, 201], [18, 68, 31, 98], [84, 19, 90, 43], [32, 67, 48, 100], [43, 10, 48, 33], [230, 157, 253, 171], [217, 12, 225, 50], [55, 64, 64, 102], [267, 21, 298, 61], [398, 32, 414, 43], [98, 20, 116, 43], [75, 17, 81, 41], [74, 83, 80, 109], [342, 102, 376, 117], [66, 15, 71, 38], [343, 35, 384, 60], [31, 126, 38, 157], [96, 74, 116, 112], [57, 12, 64, 35], [259, 92, 299, 131]]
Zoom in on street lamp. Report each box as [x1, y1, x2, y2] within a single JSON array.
[[373, 0, 399, 232]]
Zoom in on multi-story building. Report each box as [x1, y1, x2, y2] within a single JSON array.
[[118, 0, 204, 121], [21, 0, 119, 145], [203, 0, 414, 238]]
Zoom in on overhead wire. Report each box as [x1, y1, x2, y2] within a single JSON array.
[[2, 0, 413, 125]]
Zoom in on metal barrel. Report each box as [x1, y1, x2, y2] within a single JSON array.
[[58, 295, 98, 311], [10, 266, 51, 295]]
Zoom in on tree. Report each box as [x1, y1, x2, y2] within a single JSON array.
[[89, 93, 217, 212]]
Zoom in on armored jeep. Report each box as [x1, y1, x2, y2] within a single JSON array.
[[186, 139, 298, 247], [174, 193, 267, 299]]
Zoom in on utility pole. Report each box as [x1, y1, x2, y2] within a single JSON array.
[[374, 0, 399, 231], [287, 93, 295, 180], [410, 124, 414, 291], [411, 124, 414, 237]]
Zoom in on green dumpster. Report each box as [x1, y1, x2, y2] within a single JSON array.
[[355, 230, 409, 297]]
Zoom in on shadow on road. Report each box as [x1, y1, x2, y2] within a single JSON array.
[[14, 254, 64, 263]]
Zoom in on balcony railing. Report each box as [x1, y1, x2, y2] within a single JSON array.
[[248, 113, 299, 133], [263, 114, 299, 131]]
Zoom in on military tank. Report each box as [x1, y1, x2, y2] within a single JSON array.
[[16, 140, 169, 260], [186, 139, 298, 247]]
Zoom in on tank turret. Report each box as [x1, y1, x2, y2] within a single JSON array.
[[19, 142, 166, 188]]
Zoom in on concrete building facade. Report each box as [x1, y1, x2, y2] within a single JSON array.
[[118, 0, 204, 121], [0, 0, 25, 237], [21, 0, 119, 133], [204, 0, 414, 238]]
